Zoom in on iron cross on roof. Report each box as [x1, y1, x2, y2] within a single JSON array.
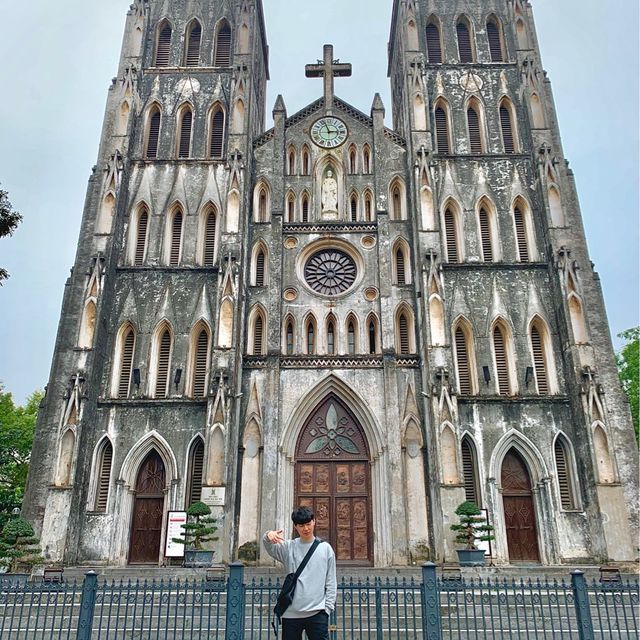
[[305, 44, 352, 114]]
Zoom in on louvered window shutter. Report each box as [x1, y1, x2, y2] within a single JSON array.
[[531, 325, 549, 394], [188, 440, 205, 506], [500, 105, 515, 153], [186, 24, 201, 66], [178, 110, 192, 158], [134, 210, 148, 266], [170, 211, 183, 266], [327, 322, 336, 355], [307, 323, 315, 354], [204, 211, 216, 266], [514, 206, 530, 261], [215, 24, 232, 66], [435, 107, 450, 154], [286, 323, 294, 355], [348, 322, 356, 355], [350, 197, 358, 222], [399, 314, 410, 354], [193, 329, 209, 398], [455, 327, 472, 395], [426, 24, 442, 63], [95, 441, 113, 512], [369, 321, 377, 354], [555, 439, 574, 509], [396, 249, 406, 285], [146, 111, 161, 159], [302, 197, 309, 223], [210, 109, 225, 158], [461, 438, 480, 506], [467, 108, 482, 154], [487, 21, 503, 62], [118, 330, 135, 398], [457, 22, 473, 62], [256, 250, 266, 286], [493, 325, 510, 395], [444, 209, 459, 263], [155, 25, 172, 67], [479, 208, 493, 261], [156, 330, 171, 398], [254, 316, 264, 355]]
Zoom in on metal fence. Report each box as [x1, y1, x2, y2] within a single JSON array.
[[0, 564, 637, 640]]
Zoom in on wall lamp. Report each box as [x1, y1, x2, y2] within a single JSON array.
[[525, 366, 535, 387], [482, 366, 491, 385], [174, 368, 183, 389], [133, 368, 141, 389]]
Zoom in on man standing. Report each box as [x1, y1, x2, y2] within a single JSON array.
[[263, 506, 337, 640]]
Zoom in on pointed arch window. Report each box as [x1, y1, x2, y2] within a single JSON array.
[[514, 205, 530, 262], [456, 19, 474, 63], [529, 320, 555, 395], [154, 327, 173, 398], [191, 326, 210, 398], [257, 187, 268, 222], [397, 311, 412, 355], [301, 194, 309, 223], [444, 207, 460, 263], [326, 317, 336, 355], [426, 21, 442, 63], [368, 315, 379, 354], [286, 193, 295, 222], [287, 147, 296, 175], [185, 21, 202, 67], [134, 207, 149, 266], [364, 192, 373, 221], [254, 246, 266, 286], [186, 438, 205, 506], [94, 439, 113, 512], [203, 206, 217, 266], [301, 147, 310, 175], [487, 18, 504, 62], [251, 311, 266, 356], [169, 207, 183, 266], [214, 21, 232, 67], [363, 146, 372, 173], [555, 436, 577, 510], [461, 436, 481, 506], [347, 317, 357, 355], [146, 107, 161, 159], [285, 319, 295, 355], [117, 325, 135, 398], [499, 102, 516, 153], [306, 317, 316, 355], [350, 194, 358, 222], [177, 106, 193, 158], [349, 146, 357, 174], [209, 106, 225, 158], [467, 105, 483, 154], [155, 22, 172, 67], [492, 323, 513, 396], [435, 104, 450, 154], [478, 207, 494, 261], [396, 248, 406, 285], [390, 180, 405, 220], [454, 324, 476, 395]]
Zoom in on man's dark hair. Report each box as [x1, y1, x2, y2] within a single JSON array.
[[291, 506, 314, 525]]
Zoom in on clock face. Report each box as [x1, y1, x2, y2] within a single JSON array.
[[310, 117, 348, 149]]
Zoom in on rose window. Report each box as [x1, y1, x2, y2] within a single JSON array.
[[304, 249, 357, 296]]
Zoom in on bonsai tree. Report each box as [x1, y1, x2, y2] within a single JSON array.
[[0, 517, 43, 573], [450, 501, 495, 550], [172, 501, 219, 551]]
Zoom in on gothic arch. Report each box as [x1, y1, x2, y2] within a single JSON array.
[[491, 316, 518, 396], [413, 93, 427, 131], [486, 14, 505, 62], [144, 102, 162, 159], [428, 293, 446, 346], [453, 315, 478, 395], [87, 435, 114, 512], [149, 320, 174, 398], [389, 177, 407, 221], [552, 431, 581, 510], [365, 312, 381, 354], [282, 313, 296, 355], [78, 299, 97, 349], [433, 98, 453, 154], [164, 202, 185, 266], [395, 302, 416, 354], [128, 201, 151, 265], [345, 312, 359, 355], [441, 423, 459, 484], [111, 321, 137, 398], [185, 434, 206, 506], [183, 18, 202, 67], [218, 298, 234, 348], [186, 320, 211, 398], [407, 19, 419, 50], [247, 304, 267, 356], [476, 195, 500, 261], [301, 145, 311, 175], [55, 428, 76, 487], [250, 240, 269, 287], [213, 18, 232, 67], [303, 312, 318, 355], [208, 102, 226, 158], [154, 19, 173, 67], [232, 99, 245, 134], [592, 422, 615, 483], [456, 14, 476, 63], [490, 429, 549, 487], [253, 180, 271, 222], [530, 92, 545, 128], [392, 237, 411, 285], [465, 96, 487, 154], [442, 197, 463, 263], [512, 195, 537, 261], [176, 102, 194, 158], [197, 202, 219, 266], [239, 23, 250, 54], [119, 431, 178, 489], [499, 97, 519, 153], [548, 185, 564, 227], [97, 191, 116, 234], [528, 315, 558, 394]]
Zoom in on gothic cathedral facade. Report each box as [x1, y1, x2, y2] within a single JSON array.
[[24, 0, 638, 567]]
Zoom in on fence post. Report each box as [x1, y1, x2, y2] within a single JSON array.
[[422, 562, 442, 640], [225, 562, 245, 640], [571, 570, 595, 640], [76, 571, 98, 640], [374, 579, 383, 640]]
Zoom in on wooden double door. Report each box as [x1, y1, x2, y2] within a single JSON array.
[[129, 451, 166, 564], [295, 395, 372, 565], [502, 450, 540, 563]]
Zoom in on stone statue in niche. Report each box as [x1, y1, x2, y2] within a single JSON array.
[[321, 169, 338, 214]]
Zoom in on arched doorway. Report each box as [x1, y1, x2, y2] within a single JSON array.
[[295, 394, 372, 565], [501, 449, 540, 563], [129, 450, 166, 564]]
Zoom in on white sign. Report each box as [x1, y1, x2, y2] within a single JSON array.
[[201, 487, 226, 507], [165, 511, 187, 558]]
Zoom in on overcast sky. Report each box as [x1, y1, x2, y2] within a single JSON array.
[[0, 0, 638, 403]]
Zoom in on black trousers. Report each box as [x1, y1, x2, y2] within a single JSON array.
[[282, 611, 329, 640]]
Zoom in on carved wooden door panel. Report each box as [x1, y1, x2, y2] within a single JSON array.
[[129, 451, 166, 564], [295, 396, 372, 565], [502, 450, 540, 563]]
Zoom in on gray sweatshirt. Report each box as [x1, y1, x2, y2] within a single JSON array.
[[262, 534, 337, 619]]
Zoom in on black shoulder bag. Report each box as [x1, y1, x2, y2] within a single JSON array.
[[272, 538, 321, 632]]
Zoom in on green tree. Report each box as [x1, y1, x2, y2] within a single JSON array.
[[616, 327, 639, 443], [0, 386, 43, 529], [0, 185, 23, 285]]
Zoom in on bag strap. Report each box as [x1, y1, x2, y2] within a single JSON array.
[[294, 538, 321, 579]]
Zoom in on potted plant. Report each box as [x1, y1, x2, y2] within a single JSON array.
[[172, 501, 219, 568], [450, 501, 494, 566], [0, 517, 43, 584]]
